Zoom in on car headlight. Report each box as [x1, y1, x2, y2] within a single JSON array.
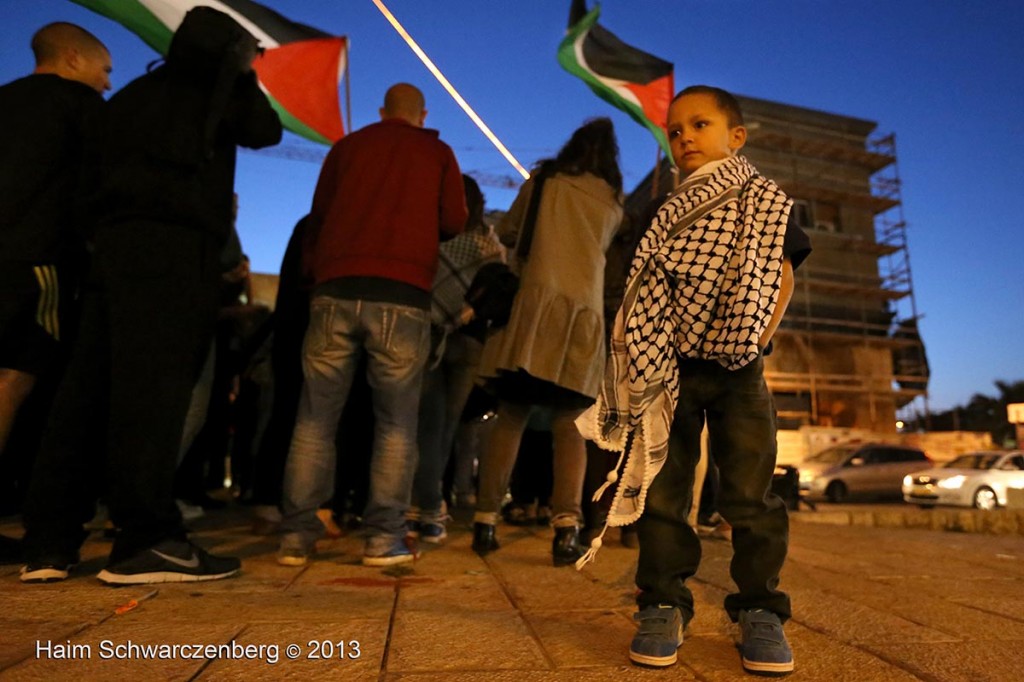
[[903, 475, 912, 487], [937, 475, 966, 490], [800, 470, 814, 483]]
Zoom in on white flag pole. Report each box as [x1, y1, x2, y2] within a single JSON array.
[[370, 0, 530, 180]]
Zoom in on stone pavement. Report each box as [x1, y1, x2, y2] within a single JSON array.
[[1, 506, 1023, 681]]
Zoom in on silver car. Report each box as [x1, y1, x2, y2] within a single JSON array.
[[799, 443, 932, 503], [902, 451, 1024, 511]]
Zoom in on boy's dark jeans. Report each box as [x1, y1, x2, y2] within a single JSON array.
[[635, 354, 791, 624]]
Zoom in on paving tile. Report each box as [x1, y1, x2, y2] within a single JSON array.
[[786, 584, 955, 644], [523, 609, 635, 668], [395, 568, 513, 613], [865, 640, 1024, 682], [487, 539, 636, 613], [0, 620, 236, 681], [686, 581, 740, 636], [0, 583, 163, 623], [0, 620, 89, 671], [3, 506, 1022, 681], [573, 543, 638, 591], [791, 522, 1024, 578], [828, 545, 1015, 583], [781, 561, 1024, 641], [386, 667, 694, 681], [777, 623, 924, 682], [671, 634, 750, 681], [948, 596, 1024, 622], [387, 608, 546, 673], [198, 619, 387, 681], [143, 583, 396, 622], [692, 540, 739, 591], [679, 625, 923, 682], [874, 575, 1024, 603]]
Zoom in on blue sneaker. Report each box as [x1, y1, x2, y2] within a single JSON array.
[[418, 520, 448, 544], [739, 609, 794, 675], [363, 536, 420, 567], [629, 604, 683, 667]]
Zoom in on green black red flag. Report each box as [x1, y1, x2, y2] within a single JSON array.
[[71, 0, 347, 144], [558, 0, 674, 156]]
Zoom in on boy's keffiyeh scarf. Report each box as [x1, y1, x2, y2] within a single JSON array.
[[575, 155, 791, 568]]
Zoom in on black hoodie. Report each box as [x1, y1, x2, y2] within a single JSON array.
[[96, 7, 281, 242]]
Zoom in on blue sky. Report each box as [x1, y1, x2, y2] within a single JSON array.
[[2, 0, 1022, 414]]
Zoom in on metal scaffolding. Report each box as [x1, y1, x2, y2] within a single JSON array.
[[739, 101, 928, 431], [626, 96, 929, 431]]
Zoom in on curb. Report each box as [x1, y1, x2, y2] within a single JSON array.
[[790, 507, 1024, 535]]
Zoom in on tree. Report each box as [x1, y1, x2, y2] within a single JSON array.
[[907, 379, 1024, 446]]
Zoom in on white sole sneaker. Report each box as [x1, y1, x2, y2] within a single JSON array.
[[277, 554, 309, 567], [20, 565, 72, 583], [361, 552, 416, 567], [741, 656, 795, 674], [96, 567, 240, 585]]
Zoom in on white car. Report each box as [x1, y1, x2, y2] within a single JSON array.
[[902, 451, 1024, 511]]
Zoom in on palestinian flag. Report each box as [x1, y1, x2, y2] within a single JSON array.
[[71, 0, 347, 144], [558, 0, 674, 157]]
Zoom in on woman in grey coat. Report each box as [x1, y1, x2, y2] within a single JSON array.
[[472, 118, 624, 565]]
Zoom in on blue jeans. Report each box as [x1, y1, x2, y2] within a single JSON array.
[[279, 296, 429, 554], [635, 355, 791, 623], [412, 332, 482, 521]]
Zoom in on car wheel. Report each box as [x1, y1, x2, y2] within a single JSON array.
[[825, 481, 848, 504], [973, 486, 998, 511]]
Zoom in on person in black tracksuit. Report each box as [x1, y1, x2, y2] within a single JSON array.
[[0, 22, 110, 562], [20, 7, 281, 585]]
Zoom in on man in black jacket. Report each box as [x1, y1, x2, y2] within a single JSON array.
[[0, 22, 110, 562], [20, 8, 282, 585]]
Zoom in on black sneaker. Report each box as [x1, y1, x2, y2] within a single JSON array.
[[96, 539, 240, 585], [20, 562, 75, 583]]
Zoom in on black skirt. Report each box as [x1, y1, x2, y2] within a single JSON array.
[[488, 369, 594, 411]]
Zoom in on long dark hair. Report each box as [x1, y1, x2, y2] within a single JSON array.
[[536, 117, 622, 194], [462, 174, 486, 233]]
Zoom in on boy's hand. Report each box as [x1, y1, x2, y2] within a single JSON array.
[[760, 259, 795, 350]]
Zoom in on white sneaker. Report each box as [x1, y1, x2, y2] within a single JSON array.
[[176, 499, 205, 522]]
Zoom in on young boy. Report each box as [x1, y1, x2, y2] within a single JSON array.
[[576, 86, 811, 675]]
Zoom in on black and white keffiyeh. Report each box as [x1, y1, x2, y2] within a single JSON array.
[[575, 155, 791, 567], [432, 230, 506, 331]]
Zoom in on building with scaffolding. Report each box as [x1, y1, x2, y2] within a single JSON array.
[[627, 95, 929, 434]]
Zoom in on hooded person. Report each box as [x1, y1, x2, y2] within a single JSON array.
[[20, 6, 282, 586]]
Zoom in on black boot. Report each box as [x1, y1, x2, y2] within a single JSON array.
[[552, 526, 584, 567], [472, 522, 499, 556], [620, 524, 639, 549]]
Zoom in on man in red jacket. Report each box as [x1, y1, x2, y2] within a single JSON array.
[[278, 83, 467, 567]]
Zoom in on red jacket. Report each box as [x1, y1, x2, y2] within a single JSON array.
[[307, 118, 467, 292]]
